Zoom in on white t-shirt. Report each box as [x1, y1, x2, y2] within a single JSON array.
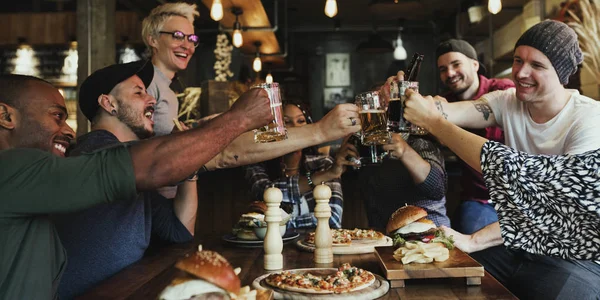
[[483, 88, 600, 155]]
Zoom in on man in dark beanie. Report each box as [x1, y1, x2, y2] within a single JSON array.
[[401, 19, 600, 299], [435, 39, 514, 235]]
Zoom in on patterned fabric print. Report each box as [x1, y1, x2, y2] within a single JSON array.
[[245, 155, 343, 229], [481, 141, 600, 260]]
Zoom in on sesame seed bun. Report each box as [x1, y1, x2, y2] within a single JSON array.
[[386, 205, 429, 234], [175, 250, 241, 295]]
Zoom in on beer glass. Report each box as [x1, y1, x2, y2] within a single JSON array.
[[251, 83, 288, 143], [347, 133, 388, 169], [355, 91, 391, 145], [387, 81, 427, 135]]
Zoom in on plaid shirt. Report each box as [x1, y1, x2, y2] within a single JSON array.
[[245, 155, 343, 229]]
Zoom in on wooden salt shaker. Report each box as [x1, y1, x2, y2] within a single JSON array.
[[313, 183, 333, 264], [263, 185, 283, 270]]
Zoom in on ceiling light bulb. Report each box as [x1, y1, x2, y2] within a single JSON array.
[[488, 0, 502, 14], [394, 45, 407, 60], [210, 0, 224, 21], [232, 29, 243, 48], [253, 56, 262, 72], [324, 0, 338, 18], [393, 34, 408, 60], [266, 72, 273, 83]]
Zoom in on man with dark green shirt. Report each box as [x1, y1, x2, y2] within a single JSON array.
[[0, 71, 273, 299]]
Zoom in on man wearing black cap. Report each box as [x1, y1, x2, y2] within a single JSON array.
[[0, 68, 272, 299], [52, 60, 200, 299], [435, 39, 514, 235]]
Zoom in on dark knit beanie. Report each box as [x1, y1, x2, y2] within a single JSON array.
[[515, 20, 583, 85]]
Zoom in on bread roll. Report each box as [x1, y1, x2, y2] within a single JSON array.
[[175, 250, 241, 295], [386, 205, 428, 234]]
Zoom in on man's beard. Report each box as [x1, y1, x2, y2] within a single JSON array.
[[446, 75, 469, 95], [116, 99, 154, 140]]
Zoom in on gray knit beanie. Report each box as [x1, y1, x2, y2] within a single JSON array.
[[515, 20, 583, 85]]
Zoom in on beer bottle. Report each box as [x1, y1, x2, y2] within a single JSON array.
[[405, 53, 424, 81]]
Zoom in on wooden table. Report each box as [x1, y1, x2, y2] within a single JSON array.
[[78, 234, 517, 300]]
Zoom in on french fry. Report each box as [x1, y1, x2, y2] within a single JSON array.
[[401, 253, 425, 264], [413, 257, 434, 264], [394, 240, 451, 264]]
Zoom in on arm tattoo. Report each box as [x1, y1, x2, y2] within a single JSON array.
[[473, 101, 493, 121], [435, 101, 448, 120], [234, 155, 239, 161]]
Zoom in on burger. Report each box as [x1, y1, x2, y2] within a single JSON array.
[[232, 212, 265, 241], [159, 247, 241, 300], [386, 205, 453, 248], [232, 201, 292, 240]]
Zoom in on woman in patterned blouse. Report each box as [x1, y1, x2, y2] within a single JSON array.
[[245, 102, 358, 229], [403, 88, 600, 299]]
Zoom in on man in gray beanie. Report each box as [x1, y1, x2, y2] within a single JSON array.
[[514, 19, 584, 85], [401, 19, 600, 299]]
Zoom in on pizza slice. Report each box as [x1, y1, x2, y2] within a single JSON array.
[[347, 228, 386, 241], [304, 229, 385, 246], [264, 263, 375, 294], [304, 230, 352, 246]]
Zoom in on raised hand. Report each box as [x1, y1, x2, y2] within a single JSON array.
[[329, 136, 359, 178], [229, 88, 273, 131], [403, 89, 445, 131], [316, 104, 361, 142], [380, 70, 406, 105], [382, 133, 409, 160]]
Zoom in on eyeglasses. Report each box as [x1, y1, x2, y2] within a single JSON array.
[[159, 31, 200, 48]]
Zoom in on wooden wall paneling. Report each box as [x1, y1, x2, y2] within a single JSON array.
[[0, 11, 141, 46], [116, 11, 143, 43]]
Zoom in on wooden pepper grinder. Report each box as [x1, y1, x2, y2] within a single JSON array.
[[313, 183, 333, 264], [263, 185, 283, 270]]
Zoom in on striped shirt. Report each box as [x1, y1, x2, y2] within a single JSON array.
[[245, 155, 343, 229]]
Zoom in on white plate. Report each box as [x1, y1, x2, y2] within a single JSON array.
[[222, 231, 300, 248]]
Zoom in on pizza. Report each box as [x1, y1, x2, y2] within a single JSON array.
[[304, 228, 385, 246], [304, 229, 352, 246], [264, 263, 376, 294], [347, 228, 386, 240]]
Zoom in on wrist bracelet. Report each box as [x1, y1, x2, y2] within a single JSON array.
[[306, 171, 315, 188]]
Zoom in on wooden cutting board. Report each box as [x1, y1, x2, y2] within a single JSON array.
[[252, 268, 390, 299], [375, 246, 484, 288], [295, 236, 393, 254]]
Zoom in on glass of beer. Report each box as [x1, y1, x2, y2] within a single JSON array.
[[347, 133, 388, 169], [355, 91, 391, 145], [251, 82, 288, 143], [387, 81, 427, 135]]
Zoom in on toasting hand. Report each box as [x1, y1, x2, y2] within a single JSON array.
[[380, 71, 406, 105], [403, 89, 447, 131], [316, 104, 361, 142], [382, 133, 410, 160], [230, 88, 273, 132], [329, 136, 360, 178]]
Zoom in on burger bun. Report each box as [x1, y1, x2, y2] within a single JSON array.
[[386, 205, 428, 234], [175, 250, 241, 295]]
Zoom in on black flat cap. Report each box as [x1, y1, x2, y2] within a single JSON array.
[[436, 39, 486, 75], [79, 60, 154, 121]]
